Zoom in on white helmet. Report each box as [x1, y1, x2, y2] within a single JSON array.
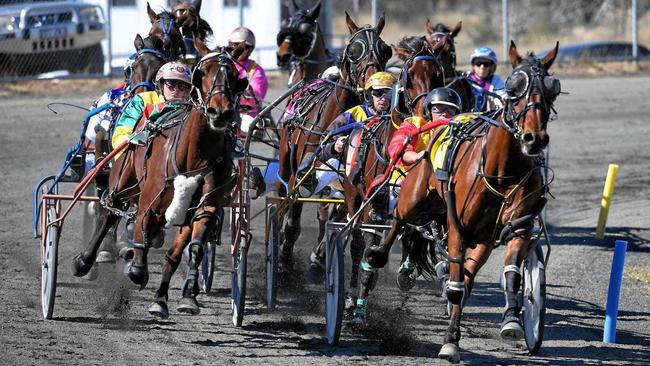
[[155, 61, 192, 85], [229, 26, 256, 47]]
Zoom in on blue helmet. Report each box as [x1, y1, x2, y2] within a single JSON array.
[[470, 46, 498, 64]]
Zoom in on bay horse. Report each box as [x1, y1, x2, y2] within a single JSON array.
[[363, 41, 561, 362], [424, 20, 476, 113], [276, 0, 334, 85], [171, 0, 213, 64], [147, 3, 185, 61], [342, 36, 446, 322], [275, 12, 392, 278], [73, 40, 248, 317]]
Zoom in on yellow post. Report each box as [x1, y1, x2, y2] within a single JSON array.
[[596, 164, 619, 239]]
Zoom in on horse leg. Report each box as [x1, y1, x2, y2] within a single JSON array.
[[364, 219, 400, 268], [148, 224, 191, 319], [278, 201, 303, 273], [125, 209, 158, 289], [71, 210, 119, 276], [350, 225, 381, 325], [438, 228, 466, 363], [177, 213, 216, 315], [396, 229, 417, 292], [305, 202, 335, 283], [500, 235, 531, 341]]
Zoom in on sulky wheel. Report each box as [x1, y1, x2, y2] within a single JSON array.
[[265, 204, 279, 309], [521, 242, 546, 355], [324, 222, 345, 345]]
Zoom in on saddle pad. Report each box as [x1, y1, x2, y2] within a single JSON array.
[[429, 113, 481, 171]]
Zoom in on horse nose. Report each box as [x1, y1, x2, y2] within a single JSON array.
[[206, 107, 221, 120], [221, 108, 235, 122], [522, 132, 549, 153]]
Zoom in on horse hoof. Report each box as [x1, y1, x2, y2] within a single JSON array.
[[148, 300, 169, 319], [150, 232, 164, 249], [396, 267, 417, 292], [500, 319, 524, 341], [177, 297, 201, 315], [120, 247, 135, 261], [304, 260, 325, 284], [71, 253, 92, 277], [96, 250, 116, 264], [127, 265, 149, 289], [438, 343, 461, 363]]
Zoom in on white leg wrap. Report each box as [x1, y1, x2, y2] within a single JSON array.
[[500, 264, 521, 291], [165, 175, 201, 228]]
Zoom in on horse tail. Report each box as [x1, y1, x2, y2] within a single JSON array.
[[404, 229, 437, 280]]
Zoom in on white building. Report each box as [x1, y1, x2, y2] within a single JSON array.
[[88, 0, 281, 71]]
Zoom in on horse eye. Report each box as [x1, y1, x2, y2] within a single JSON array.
[[346, 41, 365, 62], [505, 71, 528, 99], [543, 77, 561, 97]]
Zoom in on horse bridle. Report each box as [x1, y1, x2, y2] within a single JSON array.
[[125, 48, 170, 93], [502, 58, 560, 141], [157, 16, 175, 44], [342, 27, 387, 91], [397, 49, 444, 115], [191, 50, 240, 117]]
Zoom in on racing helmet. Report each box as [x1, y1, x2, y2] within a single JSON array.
[[229, 26, 256, 48], [364, 71, 397, 91], [423, 87, 461, 119], [155, 61, 192, 87], [470, 46, 498, 65]]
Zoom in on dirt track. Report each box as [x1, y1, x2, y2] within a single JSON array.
[[0, 75, 649, 365]]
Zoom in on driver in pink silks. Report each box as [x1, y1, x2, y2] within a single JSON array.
[[227, 26, 269, 195]]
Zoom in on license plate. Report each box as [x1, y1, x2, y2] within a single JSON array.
[[39, 27, 67, 40]]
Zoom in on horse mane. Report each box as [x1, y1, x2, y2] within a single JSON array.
[[156, 10, 175, 21], [432, 23, 451, 34], [397, 36, 427, 56]]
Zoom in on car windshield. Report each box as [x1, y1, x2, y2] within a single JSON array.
[[0, 0, 66, 5]]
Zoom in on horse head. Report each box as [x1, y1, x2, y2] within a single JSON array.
[[171, 0, 212, 42], [505, 41, 561, 156], [128, 34, 167, 94], [147, 2, 185, 60], [425, 20, 461, 75], [192, 38, 249, 132], [341, 12, 392, 91], [276, 0, 322, 68], [393, 36, 445, 117]]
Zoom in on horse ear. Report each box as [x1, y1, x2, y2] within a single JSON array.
[[147, 2, 157, 24], [134, 34, 145, 51], [375, 12, 385, 35], [193, 0, 202, 13], [541, 41, 559, 70], [509, 40, 522, 68], [425, 19, 434, 35], [450, 21, 462, 38], [307, 1, 321, 21], [345, 11, 359, 34], [194, 36, 209, 57], [392, 45, 410, 61]]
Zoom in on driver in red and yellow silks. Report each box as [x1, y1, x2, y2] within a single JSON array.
[[112, 61, 193, 152]]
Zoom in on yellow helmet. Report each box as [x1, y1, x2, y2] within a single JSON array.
[[364, 71, 397, 91]]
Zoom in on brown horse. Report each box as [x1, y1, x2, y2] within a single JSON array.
[[147, 3, 185, 61], [424, 20, 477, 113], [171, 0, 213, 64], [276, 0, 334, 85], [275, 12, 392, 276], [73, 40, 248, 316], [340, 36, 446, 322], [364, 41, 560, 362]]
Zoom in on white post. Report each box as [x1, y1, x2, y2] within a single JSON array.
[[502, 0, 509, 64], [632, 0, 638, 60], [238, 0, 244, 26], [321, 0, 333, 49], [371, 0, 378, 26], [105, 0, 112, 76]]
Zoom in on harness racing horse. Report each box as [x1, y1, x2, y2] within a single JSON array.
[[276, 12, 392, 279], [171, 0, 213, 64], [424, 20, 476, 113], [343, 36, 445, 321], [276, 0, 334, 85], [364, 41, 561, 362], [147, 3, 185, 61]]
